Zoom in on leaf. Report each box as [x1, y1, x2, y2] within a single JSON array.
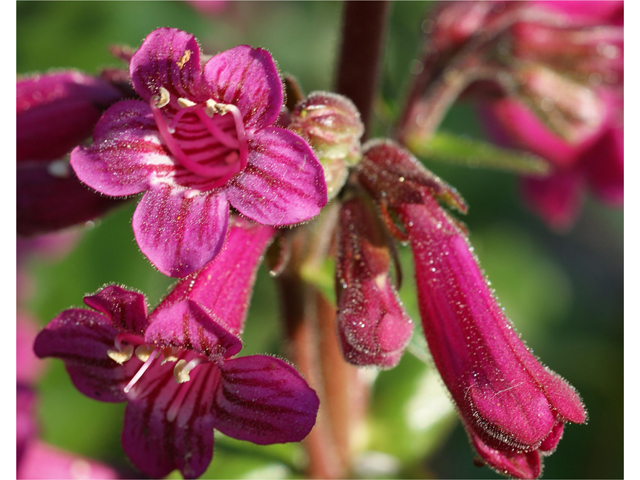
[[406, 131, 551, 176]]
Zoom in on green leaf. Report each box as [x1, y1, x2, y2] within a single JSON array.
[[407, 131, 550, 176]]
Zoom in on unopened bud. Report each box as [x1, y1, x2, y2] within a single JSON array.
[[290, 92, 364, 199], [335, 196, 413, 369]]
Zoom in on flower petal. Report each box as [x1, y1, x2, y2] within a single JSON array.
[[83, 285, 149, 335], [203, 45, 282, 129], [130, 27, 205, 104], [132, 185, 229, 277], [470, 431, 542, 480], [70, 100, 175, 197], [212, 355, 319, 444], [17, 71, 123, 162], [33, 309, 138, 402], [521, 171, 585, 231], [227, 127, 327, 225], [17, 160, 126, 236], [146, 300, 242, 359], [122, 358, 219, 479], [157, 217, 275, 335], [18, 440, 119, 480]]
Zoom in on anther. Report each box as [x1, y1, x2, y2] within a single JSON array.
[[205, 99, 229, 118], [161, 347, 180, 365], [177, 97, 197, 108], [173, 358, 201, 384], [154, 87, 170, 108], [107, 344, 134, 365], [135, 344, 155, 362]]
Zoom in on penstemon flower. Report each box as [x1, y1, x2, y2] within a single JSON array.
[[17, 71, 126, 236], [34, 219, 320, 479], [71, 28, 328, 277], [357, 140, 586, 479]]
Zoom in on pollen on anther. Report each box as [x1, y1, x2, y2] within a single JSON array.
[[107, 344, 134, 365], [155, 87, 170, 108], [177, 97, 197, 108], [135, 344, 155, 362]]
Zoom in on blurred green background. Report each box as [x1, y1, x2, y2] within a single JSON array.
[[17, 2, 623, 479]]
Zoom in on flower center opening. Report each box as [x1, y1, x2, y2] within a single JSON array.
[[108, 333, 203, 393], [150, 87, 249, 188]]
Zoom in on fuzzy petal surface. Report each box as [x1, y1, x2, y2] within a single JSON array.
[[398, 198, 585, 462], [33, 309, 139, 402], [132, 185, 229, 277], [212, 355, 320, 444], [158, 217, 275, 334], [70, 100, 175, 197], [471, 431, 541, 480], [84, 285, 149, 335], [203, 45, 283, 130], [130, 27, 205, 104], [146, 299, 242, 359], [227, 127, 327, 225], [122, 357, 219, 479]]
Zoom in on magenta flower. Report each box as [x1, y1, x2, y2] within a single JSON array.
[[335, 196, 413, 368], [33, 219, 320, 479], [70, 27, 327, 277], [359, 141, 586, 479], [17, 71, 126, 236], [481, 1, 623, 229]]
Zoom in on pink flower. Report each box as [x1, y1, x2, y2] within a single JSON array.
[[33, 219, 319, 479], [482, 1, 623, 230], [335, 196, 413, 369], [71, 28, 327, 277], [358, 140, 586, 479], [17, 71, 126, 236]]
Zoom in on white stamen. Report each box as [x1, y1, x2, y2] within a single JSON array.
[[173, 358, 201, 384], [107, 344, 134, 365], [135, 344, 155, 362], [177, 97, 197, 108], [124, 348, 159, 393], [154, 87, 170, 108]]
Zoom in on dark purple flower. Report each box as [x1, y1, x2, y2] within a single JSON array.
[[335, 196, 413, 369], [34, 219, 320, 479], [71, 28, 327, 277], [359, 140, 586, 479], [17, 71, 123, 163], [16, 71, 126, 236]]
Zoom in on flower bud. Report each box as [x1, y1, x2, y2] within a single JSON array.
[[290, 92, 364, 199], [17, 71, 123, 162], [335, 196, 413, 369], [397, 197, 586, 479]]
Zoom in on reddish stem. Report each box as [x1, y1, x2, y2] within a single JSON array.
[[335, 1, 390, 138]]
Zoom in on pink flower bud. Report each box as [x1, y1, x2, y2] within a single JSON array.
[[335, 197, 413, 369], [398, 198, 586, 479], [17, 71, 123, 162]]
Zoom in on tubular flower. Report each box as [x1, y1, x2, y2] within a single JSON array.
[[33, 219, 320, 479], [70, 27, 327, 277], [335, 196, 413, 369], [17, 71, 126, 236], [358, 140, 586, 479]]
